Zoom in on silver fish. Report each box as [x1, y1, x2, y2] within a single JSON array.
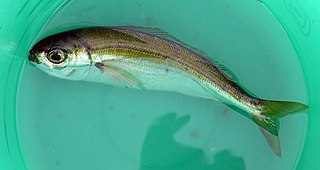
[[29, 27, 308, 156]]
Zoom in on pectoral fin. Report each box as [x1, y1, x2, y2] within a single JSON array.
[[95, 62, 145, 90]]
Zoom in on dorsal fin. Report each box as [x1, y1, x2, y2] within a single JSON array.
[[214, 62, 239, 83], [113, 26, 238, 83], [113, 26, 208, 57]]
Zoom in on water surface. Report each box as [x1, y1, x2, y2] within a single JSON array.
[[17, 0, 307, 169]]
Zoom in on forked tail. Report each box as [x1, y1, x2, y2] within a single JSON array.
[[252, 100, 308, 157]]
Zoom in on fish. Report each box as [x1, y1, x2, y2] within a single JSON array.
[[28, 26, 308, 156]]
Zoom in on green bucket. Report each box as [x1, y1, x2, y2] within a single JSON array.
[[0, 0, 319, 169]]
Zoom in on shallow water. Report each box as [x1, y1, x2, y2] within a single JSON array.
[[17, 0, 308, 169]]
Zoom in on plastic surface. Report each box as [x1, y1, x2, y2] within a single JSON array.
[[0, 0, 319, 169], [0, 1, 68, 169], [259, 0, 320, 169]]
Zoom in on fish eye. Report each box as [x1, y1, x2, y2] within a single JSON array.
[[47, 49, 66, 64]]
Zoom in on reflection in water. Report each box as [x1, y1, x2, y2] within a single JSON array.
[[140, 112, 246, 170]]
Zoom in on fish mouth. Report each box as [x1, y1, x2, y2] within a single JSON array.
[[28, 50, 41, 64]]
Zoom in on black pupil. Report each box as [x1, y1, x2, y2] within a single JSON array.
[[51, 53, 62, 61]]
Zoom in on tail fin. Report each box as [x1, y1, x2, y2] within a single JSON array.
[[259, 127, 282, 157], [252, 100, 308, 156], [253, 100, 308, 136], [261, 100, 308, 117]]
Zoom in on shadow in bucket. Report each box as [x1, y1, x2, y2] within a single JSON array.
[[140, 112, 246, 170]]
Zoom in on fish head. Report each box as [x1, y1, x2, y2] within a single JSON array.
[[29, 32, 92, 81]]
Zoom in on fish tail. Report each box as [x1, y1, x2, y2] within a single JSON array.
[[252, 100, 308, 157]]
